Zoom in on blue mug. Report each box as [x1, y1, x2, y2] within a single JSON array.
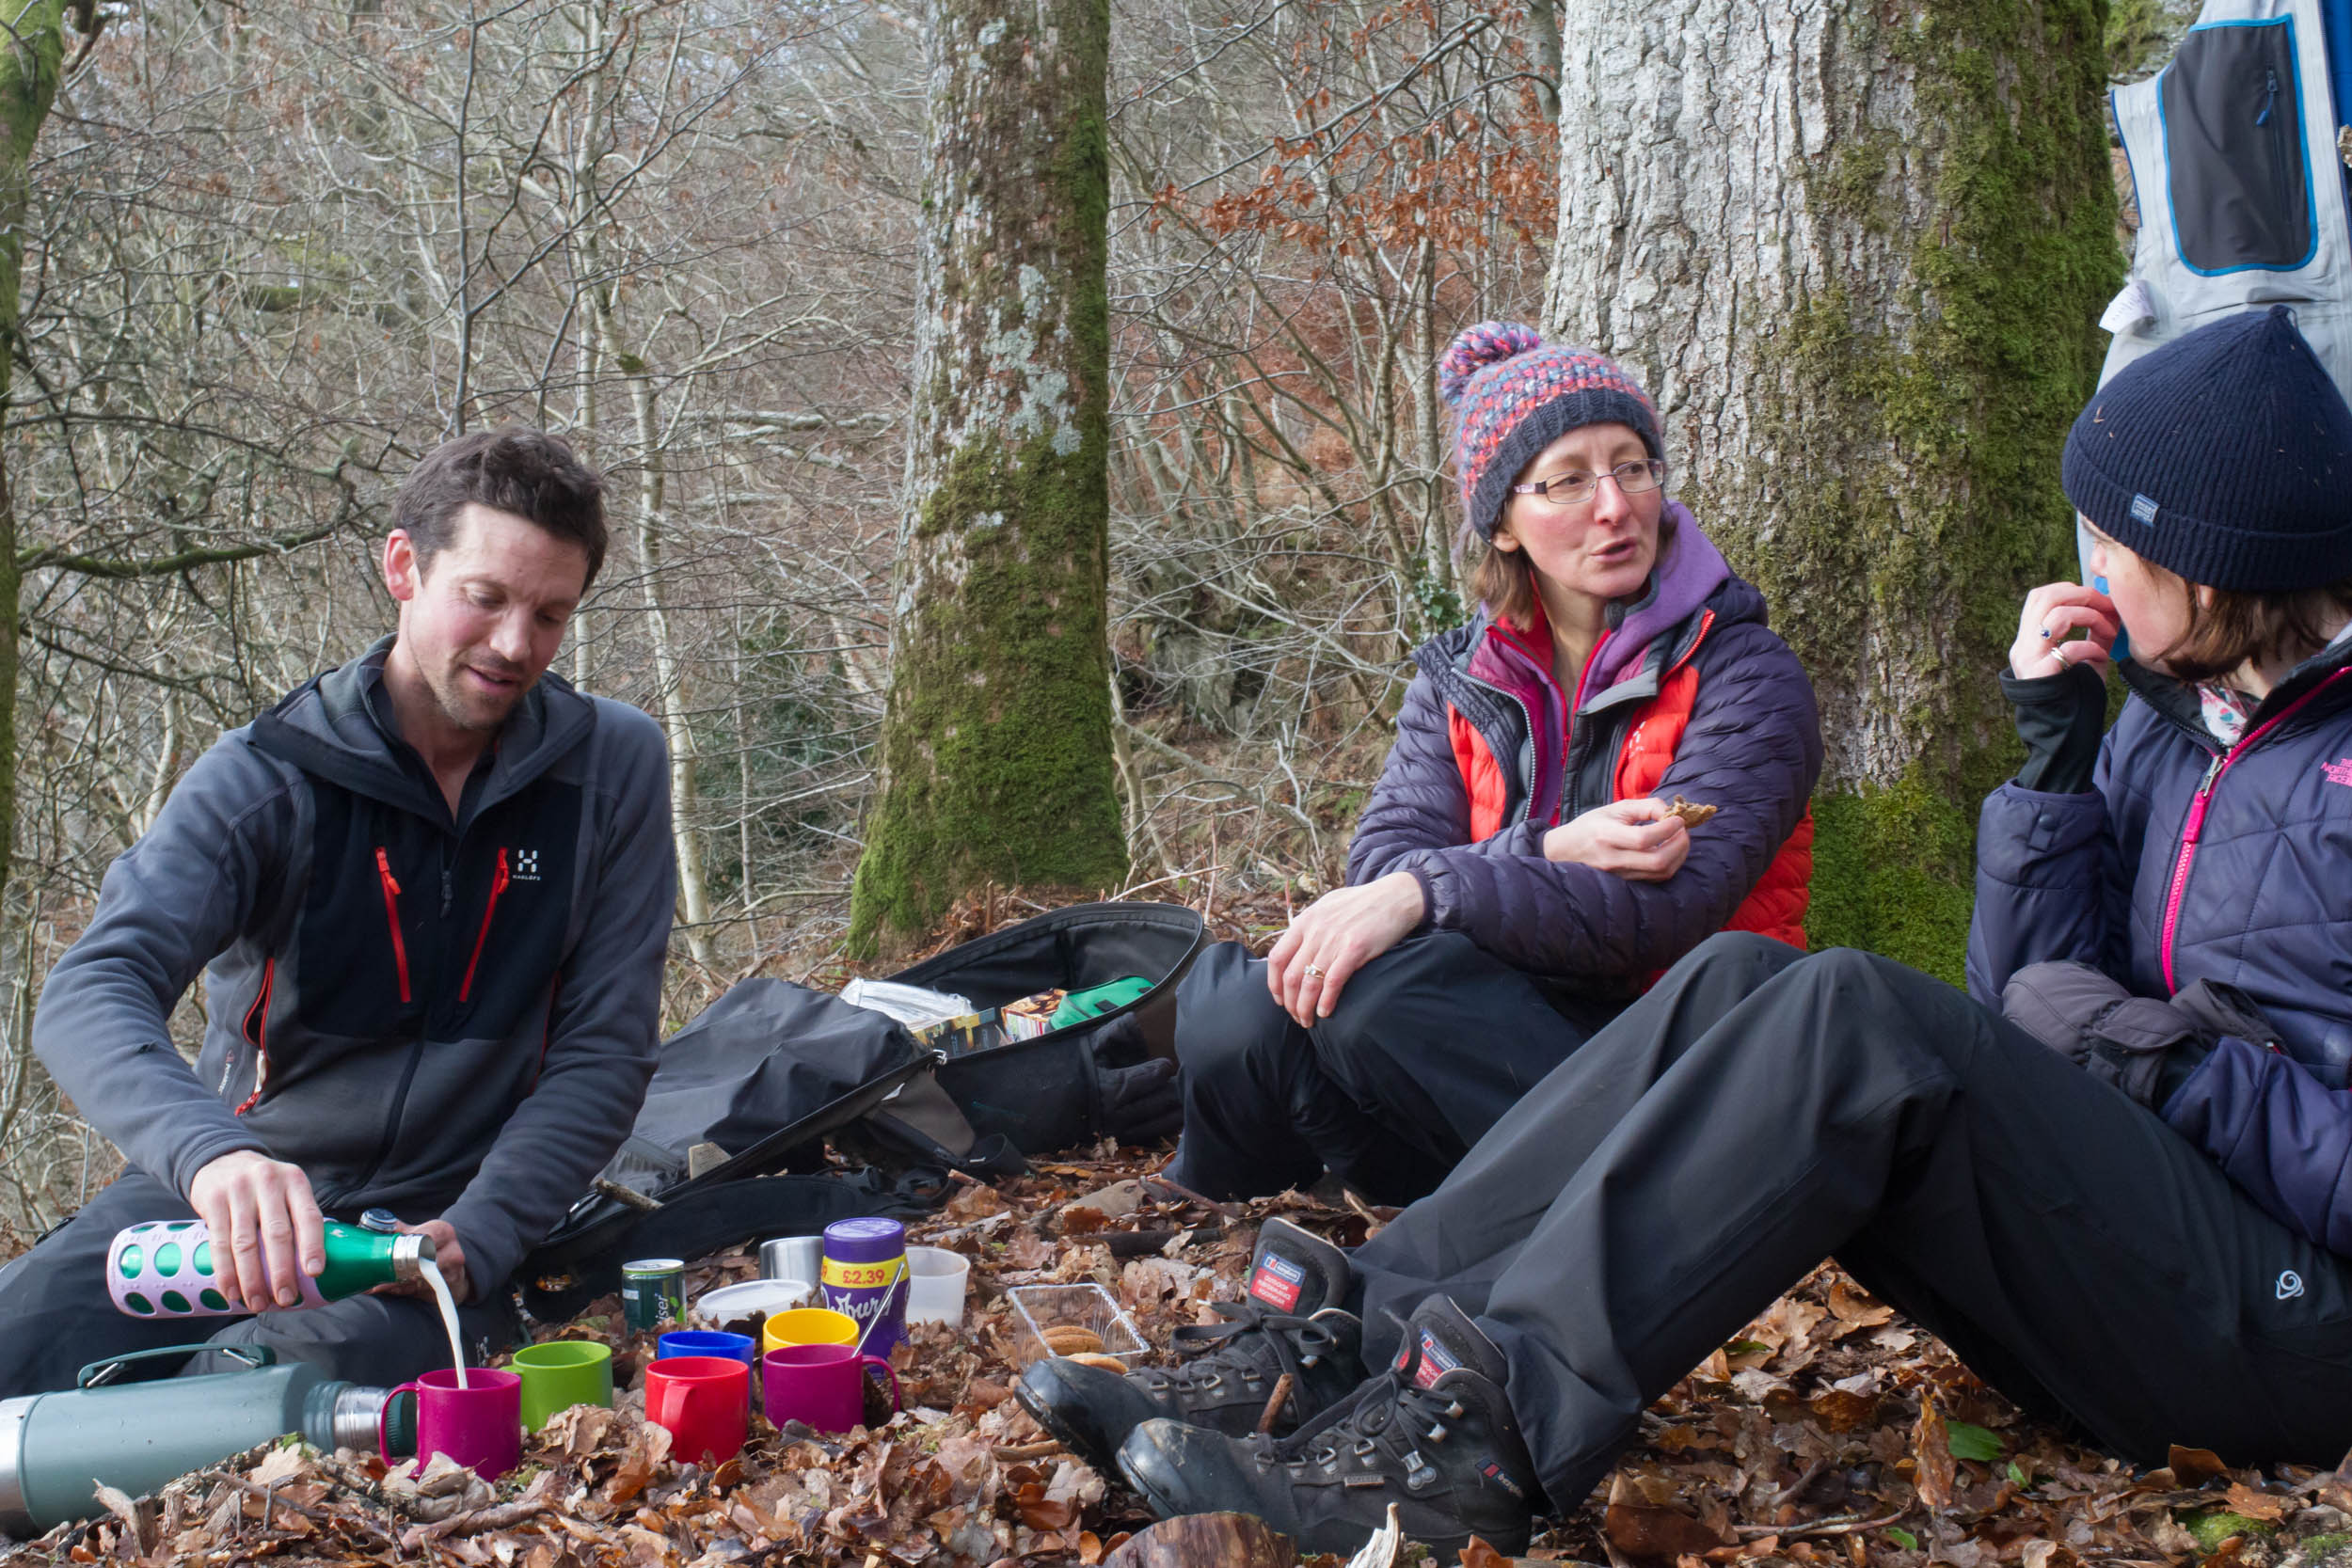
[[657, 1329, 756, 1368]]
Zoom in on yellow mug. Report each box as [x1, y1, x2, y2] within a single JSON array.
[[761, 1307, 859, 1358]]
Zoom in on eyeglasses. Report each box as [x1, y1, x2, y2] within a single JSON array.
[[1508, 458, 1668, 508]]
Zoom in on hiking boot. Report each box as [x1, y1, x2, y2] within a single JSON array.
[[1114, 1294, 1542, 1557], [1015, 1216, 1360, 1473]]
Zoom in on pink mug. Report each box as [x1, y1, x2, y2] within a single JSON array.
[[646, 1354, 751, 1465], [378, 1368, 522, 1479], [762, 1343, 902, 1433]]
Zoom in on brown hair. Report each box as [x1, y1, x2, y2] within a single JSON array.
[[394, 427, 608, 589], [1463, 507, 1678, 632], [2151, 574, 2352, 684]]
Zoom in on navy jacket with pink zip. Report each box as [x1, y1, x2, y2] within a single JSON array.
[[1968, 641, 2352, 1254]]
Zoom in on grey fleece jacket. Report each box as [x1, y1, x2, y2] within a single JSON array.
[[31, 638, 675, 1291]]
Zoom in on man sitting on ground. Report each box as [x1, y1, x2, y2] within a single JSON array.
[[0, 427, 675, 1393]]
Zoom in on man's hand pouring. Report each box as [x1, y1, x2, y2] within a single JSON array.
[[187, 1149, 325, 1311]]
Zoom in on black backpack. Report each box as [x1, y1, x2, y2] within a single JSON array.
[[516, 900, 1205, 1320]]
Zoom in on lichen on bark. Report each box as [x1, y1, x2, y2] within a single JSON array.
[[848, 0, 1126, 954], [1548, 0, 2121, 981]]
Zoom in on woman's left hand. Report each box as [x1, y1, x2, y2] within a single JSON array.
[[1264, 873, 1426, 1028], [2010, 582, 2120, 678]]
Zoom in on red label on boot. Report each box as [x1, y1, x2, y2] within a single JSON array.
[[1248, 1252, 1306, 1312], [1411, 1328, 1462, 1390]]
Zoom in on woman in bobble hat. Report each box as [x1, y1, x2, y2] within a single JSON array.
[[1161, 325, 1824, 1207], [1045, 313, 2352, 1564], [1019, 323, 1822, 1475]]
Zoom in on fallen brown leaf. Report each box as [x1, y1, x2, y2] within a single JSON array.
[[1809, 1388, 1879, 1433], [1913, 1394, 1957, 1513], [2221, 1482, 2289, 1522], [1104, 1512, 1298, 1567], [605, 1420, 673, 1508], [1827, 1277, 1895, 1335], [2020, 1539, 2082, 1568], [2169, 1445, 2231, 1485], [1607, 1473, 1732, 1560]]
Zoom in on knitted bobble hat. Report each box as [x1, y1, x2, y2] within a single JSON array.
[[2061, 305, 2352, 592], [1439, 322, 1663, 543]]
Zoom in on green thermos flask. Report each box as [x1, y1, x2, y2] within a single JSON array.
[[0, 1345, 394, 1538]]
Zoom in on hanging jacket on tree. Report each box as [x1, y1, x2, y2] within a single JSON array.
[[30, 638, 676, 1292], [1349, 503, 1822, 982], [1969, 638, 2352, 1253]]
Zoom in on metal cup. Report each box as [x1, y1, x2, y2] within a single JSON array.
[[759, 1236, 823, 1287]]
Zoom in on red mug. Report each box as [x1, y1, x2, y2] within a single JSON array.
[[645, 1354, 750, 1465], [761, 1343, 902, 1433], [378, 1368, 522, 1480]]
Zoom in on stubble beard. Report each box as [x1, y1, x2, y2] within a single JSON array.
[[430, 659, 528, 735]]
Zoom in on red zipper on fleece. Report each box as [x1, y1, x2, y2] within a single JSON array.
[[375, 847, 412, 1004], [232, 957, 276, 1115], [459, 847, 510, 1003], [2159, 667, 2352, 992]]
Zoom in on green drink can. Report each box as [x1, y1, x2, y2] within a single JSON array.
[[620, 1258, 685, 1332]]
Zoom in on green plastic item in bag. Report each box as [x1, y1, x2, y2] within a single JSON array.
[[1050, 975, 1153, 1030]]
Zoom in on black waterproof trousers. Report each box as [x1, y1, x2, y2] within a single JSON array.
[[1166, 934, 1610, 1204], [1350, 935, 2352, 1513], [0, 1170, 517, 1399]]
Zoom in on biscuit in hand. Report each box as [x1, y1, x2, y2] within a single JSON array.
[[1666, 796, 1717, 830]]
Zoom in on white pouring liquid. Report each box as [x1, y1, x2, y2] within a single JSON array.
[[420, 1258, 469, 1390]]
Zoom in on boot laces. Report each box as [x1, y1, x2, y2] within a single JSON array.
[[1152, 1299, 1343, 1393], [1254, 1364, 1467, 1481]]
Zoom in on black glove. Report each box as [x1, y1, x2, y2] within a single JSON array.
[[1085, 1014, 1184, 1144], [2002, 960, 2277, 1107], [1999, 661, 2108, 794]]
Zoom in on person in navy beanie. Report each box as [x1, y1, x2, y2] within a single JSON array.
[[2061, 304, 2352, 592], [1014, 307, 2352, 1556]]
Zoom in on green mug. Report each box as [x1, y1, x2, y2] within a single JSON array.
[[510, 1339, 614, 1431]]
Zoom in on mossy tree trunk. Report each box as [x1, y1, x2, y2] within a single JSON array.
[[1543, 0, 2121, 979], [848, 0, 1126, 954], [0, 1, 72, 917]]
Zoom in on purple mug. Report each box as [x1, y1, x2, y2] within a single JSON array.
[[762, 1343, 901, 1433], [379, 1368, 522, 1479]]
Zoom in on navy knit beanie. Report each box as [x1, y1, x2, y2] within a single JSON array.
[[2061, 305, 2352, 592]]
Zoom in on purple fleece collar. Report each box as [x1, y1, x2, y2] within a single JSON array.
[[1581, 501, 1728, 699]]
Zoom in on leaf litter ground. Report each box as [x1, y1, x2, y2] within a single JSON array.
[[12, 1149, 2352, 1568]]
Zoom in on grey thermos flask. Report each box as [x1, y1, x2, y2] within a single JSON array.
[[0, 1345, 391, 1538]]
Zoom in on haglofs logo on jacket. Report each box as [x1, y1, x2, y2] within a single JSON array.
[[513, 848, 542, 881]]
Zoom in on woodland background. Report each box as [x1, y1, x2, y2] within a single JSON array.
[[0, 0, 2188, 1245]]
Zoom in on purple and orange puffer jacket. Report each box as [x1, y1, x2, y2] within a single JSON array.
[[1350, 504, 1823, 983]]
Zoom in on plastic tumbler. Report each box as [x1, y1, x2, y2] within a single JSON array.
[[762, 1343, 902, 1434], [378, 1368, 521, 1479], [759, 1307, 859, 1360], [510, 1341, 613, 1431], [657, 1329, 756, 1368], [644, 1355, 749, 1466], [905, 1246, 971, 1328]]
